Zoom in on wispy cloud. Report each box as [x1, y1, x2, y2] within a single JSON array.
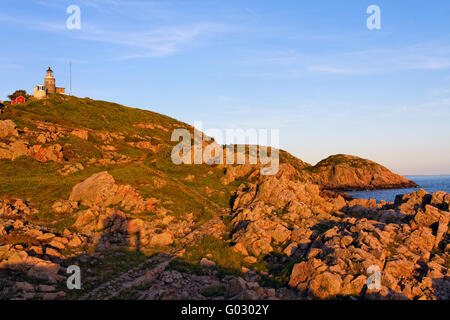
[[238, 43, 450, 78], [77, 23, 233, 59], [0, 10, 233, 60]]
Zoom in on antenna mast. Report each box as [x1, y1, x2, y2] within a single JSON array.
[[69, 61, 72, 96]]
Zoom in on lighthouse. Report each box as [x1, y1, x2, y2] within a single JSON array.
[[44, 67, 56, 94]]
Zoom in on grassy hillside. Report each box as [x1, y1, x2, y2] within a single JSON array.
[[0, 95, 244, 230]]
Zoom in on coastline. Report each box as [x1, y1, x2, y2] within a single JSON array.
[[323, 180, 419, 192]]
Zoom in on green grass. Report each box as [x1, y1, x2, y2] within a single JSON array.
[[59, 135, 103, 161], [0, 158, 107, 230], [6, 95, 187, 138], [182, 235, 246, 270], [303, 154, 376, 174]]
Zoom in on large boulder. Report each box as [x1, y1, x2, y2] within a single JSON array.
[[414, 205, 449, 228], [150, 232, 174, 246], [69, 171, 117, 207], [69, 171, 154, 213], [0, 120, 19, 138], [308, 272, 343, 299]]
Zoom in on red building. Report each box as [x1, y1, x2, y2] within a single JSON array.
[[11, 96, 26, 104]]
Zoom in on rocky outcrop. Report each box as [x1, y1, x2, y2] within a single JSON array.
[[126, 141, 160, 153], [301, 154, 418, 191], [28, 144, 64, 162], [0, 140, 29, 160], [0, 200, 88, 299], [0, 199, 38, 217], [70, 129, 89, 140], [221, 164, 256, 185], [0, 120, 64, 162], [58, 163, 84, 176], [227, 165, 449, 300], [69, 171, 156, 213]]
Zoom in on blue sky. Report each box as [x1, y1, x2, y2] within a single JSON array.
[[1, 0, 450, 174]]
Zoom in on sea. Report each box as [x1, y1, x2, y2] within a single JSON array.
[[347, 175, 450, 203]]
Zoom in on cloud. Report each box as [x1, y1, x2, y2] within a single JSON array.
[[76, 22, 232, 59], [0, 9, 232, 60], [237, 43, 450, 78]]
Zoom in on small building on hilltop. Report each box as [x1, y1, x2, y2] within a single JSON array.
[[33, 85, 46, 99], [33, 67, 65, 99], [11, 96, 26, 104]]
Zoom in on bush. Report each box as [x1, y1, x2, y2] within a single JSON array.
[[8, 90, 30, 101]]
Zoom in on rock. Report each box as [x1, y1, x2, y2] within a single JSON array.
[[396, 189, 431, 214], [49, 239, 66, 250], [38, 284, 56, 292], [289, 261, 313, 288], [0, 140, 29, 160], [37, 233, 55, 242], [28, 144, 64, 162], [308, 272, 343, 299], [243, 256, 257, 264], [232, 242, 249, 256], [0, 120, 19, 138], [69, 171, 152, 213], [7, 251, 29, 265], [29, 246, 43, 255], [127, 141, 159, 153], [36, 133, 47, 144], [72, 209, 96, 233], [199, 258, 216, 267], [71, 129, 89, 140], [69, 171, 116, 207], [150, 232, 174, 246], [384, 259, 415, 279], [341, 275, 367, 296], [221, 164, 255, 185], [0, 199, 36, 217], [68, 236, 82, 248], [58, 163, 84, 176], [51, 200, 78, 215], [41, 291, 66, 300], [226, 277, 247, 298], [45, 247, 61, 257], [435, 215, 449, 248], [283, 242, 298, 256], [414, 205, 448, 227], [271, 225, 291, 244], [14, 282, 34, 292]]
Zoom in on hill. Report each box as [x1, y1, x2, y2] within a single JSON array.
[[0, 95, 447, 301], [300, 154, 418, 191]]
